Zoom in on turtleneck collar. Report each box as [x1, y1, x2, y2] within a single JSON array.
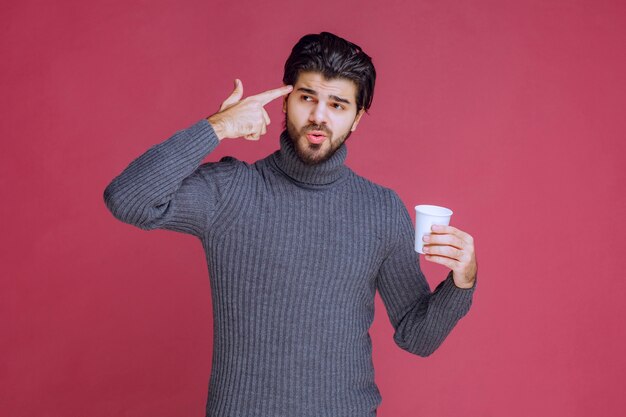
[[267, 130, 350, 187]]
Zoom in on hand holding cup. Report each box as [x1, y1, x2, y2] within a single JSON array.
[[416, 205, 478, 289]]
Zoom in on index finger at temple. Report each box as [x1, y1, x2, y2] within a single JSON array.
[[256, 85, 293, 105]]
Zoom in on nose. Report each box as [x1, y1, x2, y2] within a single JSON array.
[[309, 102, 327, 126]]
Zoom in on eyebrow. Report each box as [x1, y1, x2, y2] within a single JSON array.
[[296, 87, 352, 106]]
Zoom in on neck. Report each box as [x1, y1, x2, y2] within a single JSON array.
[[268, 130, 349, 187]]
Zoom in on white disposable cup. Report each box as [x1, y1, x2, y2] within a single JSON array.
[[415, 205, 453, 254]]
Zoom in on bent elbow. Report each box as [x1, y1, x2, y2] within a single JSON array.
[[393, 331, 441, 358], [103, 182, 120, 216], [103, 182, 129, 221], [103, 182, 144, 228], [103, 182, 170, 231], [413, 347, 437, 358]]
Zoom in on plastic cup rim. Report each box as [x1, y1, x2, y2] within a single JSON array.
[[414, 204, 453, 216]]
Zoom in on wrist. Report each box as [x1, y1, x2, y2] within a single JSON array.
[[454, 276, 476, 289], [206, 116, 227, 141]]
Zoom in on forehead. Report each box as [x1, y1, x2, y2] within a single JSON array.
[[294, 71, 357, 101]]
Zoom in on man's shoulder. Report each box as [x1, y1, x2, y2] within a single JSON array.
[[197, 155, 250, 171], [347, 170, 403, 207], [349, 170, 398, 195], [192, 155, 254, 186]]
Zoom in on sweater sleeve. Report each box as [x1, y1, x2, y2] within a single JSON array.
[[375, 191, 476, 357], [103, 118, 241, 237]]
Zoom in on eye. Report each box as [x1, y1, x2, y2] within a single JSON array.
[[301, 95, 313, 102], [332, 103, 344, 110]]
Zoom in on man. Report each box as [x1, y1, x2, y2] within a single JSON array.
[[104, 32, 477, 417]]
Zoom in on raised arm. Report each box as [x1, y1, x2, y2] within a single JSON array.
[[102, 119, 238, 236], [103, 80, 293, 237]]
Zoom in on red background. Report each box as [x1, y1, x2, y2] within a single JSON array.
[[2, 0, 625, 416]]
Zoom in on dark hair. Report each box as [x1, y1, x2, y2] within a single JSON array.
[[283, 32, 376, 113]]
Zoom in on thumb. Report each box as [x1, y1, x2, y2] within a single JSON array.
[[220, 79, 243, 110]]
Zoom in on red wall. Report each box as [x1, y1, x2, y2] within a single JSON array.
[[2, 1, 625, 416]]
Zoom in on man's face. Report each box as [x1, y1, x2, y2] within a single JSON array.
[[283, 71, 365, 165]]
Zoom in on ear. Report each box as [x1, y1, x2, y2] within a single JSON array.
[[350, 108, 366, 132]]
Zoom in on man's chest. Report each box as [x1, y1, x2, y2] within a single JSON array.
[[206, 187, 388, 291]]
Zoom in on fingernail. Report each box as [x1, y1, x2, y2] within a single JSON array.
[[423, 235, 430, 241]]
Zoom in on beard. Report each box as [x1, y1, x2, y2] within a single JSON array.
[[284, 114, 354, 166]]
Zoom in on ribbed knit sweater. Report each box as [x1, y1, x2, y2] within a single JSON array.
[[103, 118, 476, 417]]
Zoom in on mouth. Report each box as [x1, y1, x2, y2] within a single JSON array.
[[305, 130, 328, 145]]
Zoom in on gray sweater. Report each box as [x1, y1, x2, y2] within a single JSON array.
[[103, 118, 475, 417]]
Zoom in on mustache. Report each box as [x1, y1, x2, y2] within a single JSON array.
[[302, 124, 332, 136]]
